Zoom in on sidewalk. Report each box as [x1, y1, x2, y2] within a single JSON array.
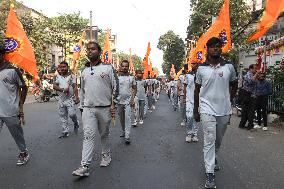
[[25, 94, 36, 104]]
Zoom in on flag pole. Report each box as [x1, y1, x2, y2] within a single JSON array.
[[90, 11, 93, 41]]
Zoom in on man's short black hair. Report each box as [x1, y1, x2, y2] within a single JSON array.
[[183, 64, 188, 70], [86, 41, 102, 53], [136, 70, 143, 74], [249, 64, 255, 70], [60, 61, 68, 66], [206, 37, 222, 48], [120, 60, 129, 66]]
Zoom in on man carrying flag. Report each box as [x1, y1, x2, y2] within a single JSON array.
[[0, 41, 29, 166], [117, 60, 137, 144], [72, 41, 118, 177], [194, 37, 238, 188], [53, 61, 80, 138]]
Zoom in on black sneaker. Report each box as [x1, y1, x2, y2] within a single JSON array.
[[58, 132, 69, 138], [214, 159, 220, 171], [74, 124, 79, 134], [125, 137, 131, 145], [205, 173, 216, 189], [17, 152, 30, 166]]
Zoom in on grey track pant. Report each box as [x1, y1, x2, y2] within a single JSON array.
[[81, 107, 111, 166], [201, 114, 230, 173], [0, 116, 27, 152], [180, 96, 186, 120], [118, 104, 131, 138], [58, 99, 79, 133], [138, 100, 145, 121]]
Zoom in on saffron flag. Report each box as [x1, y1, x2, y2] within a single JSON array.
[[143, 42, 151, 79], [194, 0, 231, 63], [102, 29, 112, 63], [129, 48, 135, 75], [149, 60, 153, 77], [4, 4, 38, 80], [72, 31, 86, 71], [248, 0, 284, 42]]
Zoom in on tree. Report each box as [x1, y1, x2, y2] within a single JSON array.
[[187, 0, 256, 63], [117, 51, 143, 71], [157, 31, 185, 76], [50, 13, 89, 60]]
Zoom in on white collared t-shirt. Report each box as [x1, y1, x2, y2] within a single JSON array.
[[118, 75, 136, 105], [195, 61, 237, 116]]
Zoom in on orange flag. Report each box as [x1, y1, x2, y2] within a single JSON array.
[[129, 48, 135, 75], [149, 60, 153, 77], [4, 4, 38, 80], [194, 0, 231, 63], [72, 31, 86, 71], [102, 29, 112, 63], [248, 0, 284, 42], [143, 42, 151, 79], [142, 58, 148, 79]]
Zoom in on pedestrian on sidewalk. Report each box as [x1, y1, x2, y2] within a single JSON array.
[[238, 64, 260, 130], [255, 73, 272, 131], [0, 44, 30, 166], [184, 62, 199, 143], [169, 77, 178, 111], [72, 41, 118, 177], [178, 64, 188, 126], [193, 37, 238, 189], [117, 60, 137, 144], [53, 61, 80, 138], [135, 70, 147, 125]]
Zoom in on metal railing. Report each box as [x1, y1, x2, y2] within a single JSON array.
[[267, 82, 284, 114]]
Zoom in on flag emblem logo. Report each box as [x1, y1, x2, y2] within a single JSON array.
[[4, 37, 20, 53], [197, 51, 203, 60], [104, 51, 109, 62], [73, 45, 81, 52], [219, 30, 228, 46]]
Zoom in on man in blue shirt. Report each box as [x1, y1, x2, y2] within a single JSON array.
[[238, 64, 260, 130], [255, 73, 272, 131]]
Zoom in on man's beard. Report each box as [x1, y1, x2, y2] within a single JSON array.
[[88, 54, 100, 62], [211, 54, 221, 59]]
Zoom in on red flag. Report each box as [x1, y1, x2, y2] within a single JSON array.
[[194, 0, 231, 63], [102, 29, 112, 63], [248, 0, 284, 42], [4, 4, 38, 80]]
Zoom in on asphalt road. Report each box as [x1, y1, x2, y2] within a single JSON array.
[[0, 93, 283, 189]]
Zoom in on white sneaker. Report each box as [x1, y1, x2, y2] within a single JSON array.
[[132, 121, 138, 127], [262, 127, 268, 131], [253, 124, 262, 129], [152, 106, 156, 110], [192, 136, 199, 142], [180, 121, 186, 126], [185, 135, 192, 143], [100, 153, 111, 167], [72, 166, 90, 177], [139, 120, 144, 125]]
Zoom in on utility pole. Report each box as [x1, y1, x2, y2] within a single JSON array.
[[90, 11, 93, 41]]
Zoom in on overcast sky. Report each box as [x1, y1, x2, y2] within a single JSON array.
[[21, 0, 190, 73]]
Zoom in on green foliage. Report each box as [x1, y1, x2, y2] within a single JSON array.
[[188, 0, 255, 63], [157, 30, 185, 76], [0, 0, 89, 73], [267, 60, 284, 105], [117, 51, 143, 70]]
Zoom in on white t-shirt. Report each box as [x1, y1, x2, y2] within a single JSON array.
[[55, 74, 76, 101]]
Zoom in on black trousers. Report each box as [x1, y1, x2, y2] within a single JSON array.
[[256, 96, 268, 127], [239, 95, 256, 129]]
